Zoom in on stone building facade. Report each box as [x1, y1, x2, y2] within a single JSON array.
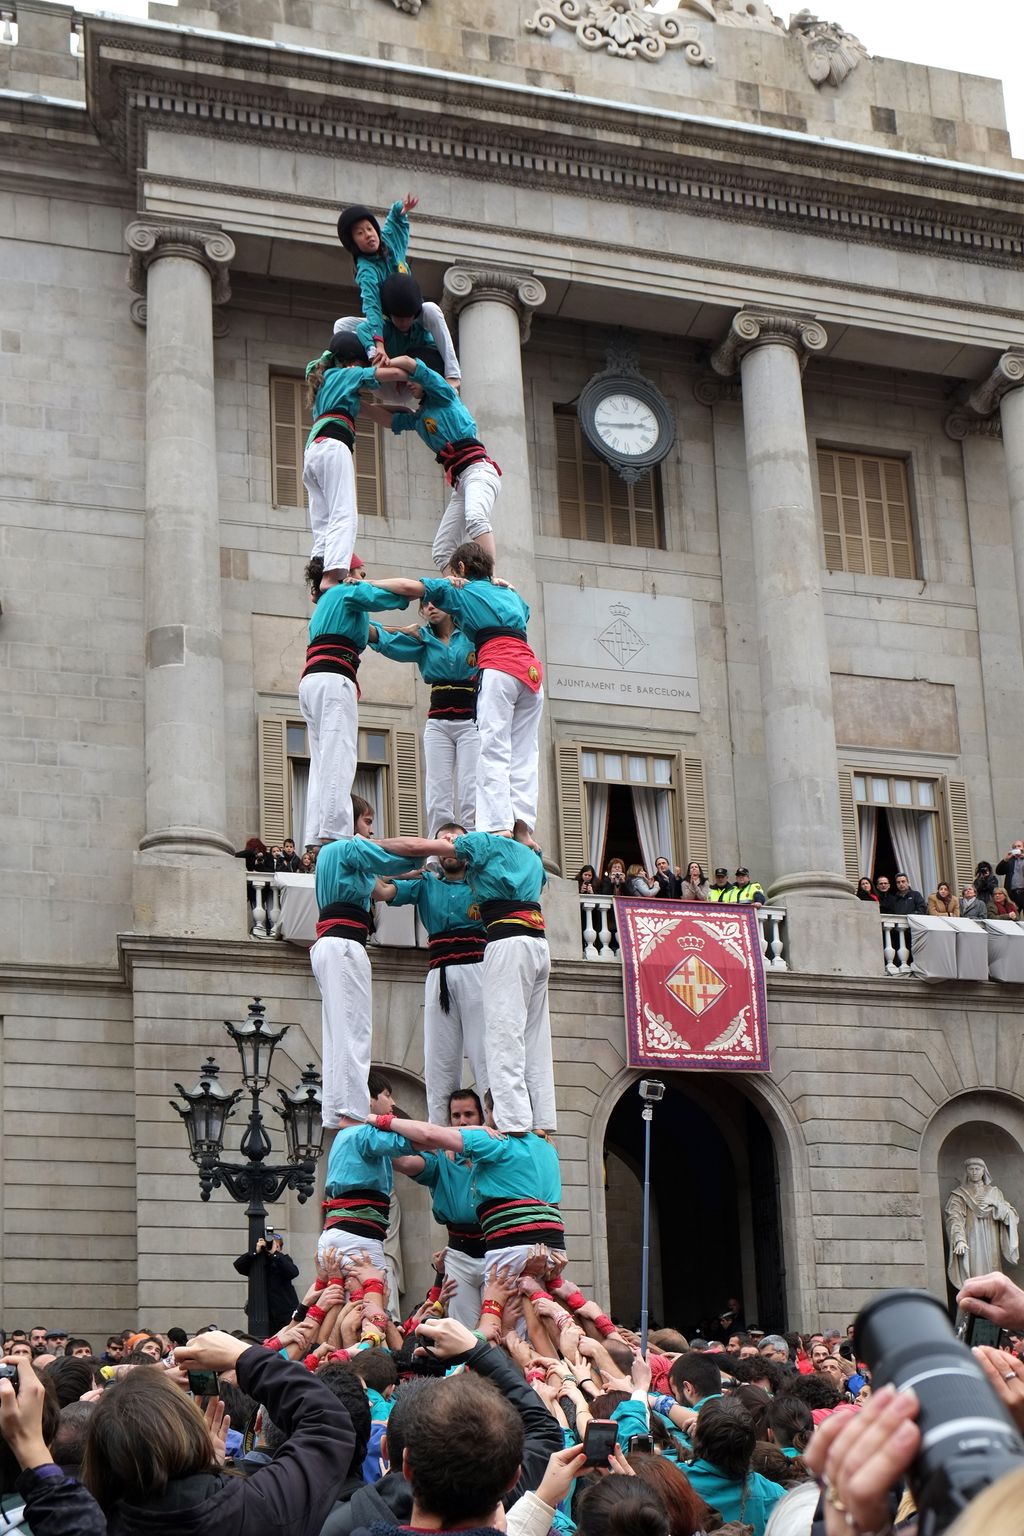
[[3, 0, 1024, 1335]]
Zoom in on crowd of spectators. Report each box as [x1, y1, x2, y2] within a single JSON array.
[[577, 861, 766, 906], [856, 844, 1024, 922], [237, 838, 318, 874], [3, 1260, 1021, 1536]]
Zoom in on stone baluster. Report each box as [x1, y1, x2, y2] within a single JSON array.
[[582, 899, 599, 961], [597, 898, 615, 960], [881, 918, 898, 975], [249, 876, 268, 939], [126, 218, 242, 937]]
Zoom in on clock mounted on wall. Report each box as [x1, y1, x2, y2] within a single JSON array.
[[577, 346, 676, 484]]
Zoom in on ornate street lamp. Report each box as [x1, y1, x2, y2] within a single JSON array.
[[170, 1000, 324, 1342]]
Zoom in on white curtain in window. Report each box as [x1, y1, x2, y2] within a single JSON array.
[[888, 808, 924, 893], [290, 761, 309, 851], [632, 787, 673, 872], [857, 805, 877, 880], [586, 782, 610, 874], [354, 767, 384, 832], [917, 813, 939, 898]]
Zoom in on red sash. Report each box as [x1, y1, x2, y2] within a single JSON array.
[[477, 635, 543, 694]]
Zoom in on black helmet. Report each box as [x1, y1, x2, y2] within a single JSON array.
[[328, 330, 371, 365], [337, 204, 382, 255], [380, 272, 423, 320]]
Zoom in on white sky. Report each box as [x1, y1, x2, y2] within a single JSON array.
[[57, 0, 1024, 155]]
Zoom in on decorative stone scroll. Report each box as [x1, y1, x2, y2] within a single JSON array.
[[525, 0, 714, 66], [125, 219, 236, 307], [944, 350, 1024, 440], [713, 0, 782, 30], [379, 0, 424, 12], [790, 9, 868, 88], [442, 265, 547, 344], [710, 309, 828, 377]]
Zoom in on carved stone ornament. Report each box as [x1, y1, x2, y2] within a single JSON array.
[[442, 265, 547, 344], [693, 373, 742, 405], [525, 0, 714, 66], [125, 219, 236, 308], [713, 0, 782, 30], [380, 0, 424, 12], [944, 350, 1024, 441], [710, 309, 828, 376], [790, 8, 868, 88]]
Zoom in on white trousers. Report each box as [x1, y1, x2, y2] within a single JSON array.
[[486, 1243, 568, 1282], [310, 936, 372, 1125], [304, 437, 357, 574], [444, 1245, 488, 1329], [424, 962, 488, 1125], [298, 672, 358, 846], [432, 460, 502, 572], [316, 1229, 387, 1271], [424, 717, 480, 836], [482, 937, 556, 1133], [475, 671, 544, 833]]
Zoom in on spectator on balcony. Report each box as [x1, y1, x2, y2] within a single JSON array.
[[626, 863, 660, 897], [996, 840, 1024, 913], [974, 860, 999, 904], [279, 839, 303, 872], [654, 856, 681, 899], [960, 884, 987, 919], [236, 837, 271, 873], [707, 868, 733, 902], [721, 868, 766, 906], [600, 857, 627, 898], [577, 865, 598, 895], [927, 882, 958, 917], [889, 873, 926, 915], [989, 886, 1020, 922], [856, 877, 878, 903], [873, 874, 894, 913], [301, 850, 317, 873], [680, 862, 709, 901]]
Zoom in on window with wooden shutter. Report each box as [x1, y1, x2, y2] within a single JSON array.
[[837, 767, 860, 882], [556, 743, 586, 877], [258, 715, 288, 847], [270, 373, 384, 516], [393, 729, 422, 837], [945, 777, 974, 892], [841, 766, 968, 892], [554, 408, 665, 549], [817, 448, 916, 578], [681, 754, 710, 873]]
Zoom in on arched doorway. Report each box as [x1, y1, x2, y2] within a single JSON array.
[[603, 1075, 786, 1335]]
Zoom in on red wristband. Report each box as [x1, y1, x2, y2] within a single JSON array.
[[480, 1299, 503, 1317], [306, 1304, 326, 1325], [529, 1290, 552, 1303], [263, 1334, 283, 1352], [594, 1313, 616, 1337], [374, 1113, 395, 1131], [349, 1286, 365, 1302], [363, 1279, 385, 1295], [314, 1277, 329, 1292], [526, 1368, 547, 1383], [303, 1353, 320, 1371], [564, 1290, 586, 1311], [328, 1348, 351, 1362], [427, 1285, 442, 1304]]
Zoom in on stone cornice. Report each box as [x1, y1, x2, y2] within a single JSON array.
[[125, 217, 236, 305], [80, 20, 1024, 271], [442, 264, 547, 343], [710, 309, 828, 376], [944, 349, 1024, 440]]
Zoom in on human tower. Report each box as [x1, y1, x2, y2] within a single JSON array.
[[299, 194, 564, 1330]]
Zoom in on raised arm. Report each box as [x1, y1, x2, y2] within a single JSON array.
[[382, 1114, 465, 1153], [377, 835, 456, 861], [373, 576, 428, 600]]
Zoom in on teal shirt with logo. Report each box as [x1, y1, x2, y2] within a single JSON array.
[[371, 623, 478, 685], [389, 871, 484, 937], [308, 582, 409, 646], [389, 360, 479, 450], [315, 837, 422, 914], [452, 832, 546, 905]]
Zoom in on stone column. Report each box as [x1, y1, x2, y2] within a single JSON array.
[[126, 219, 242, 937], [442, 264, 546, 602], [711, 311, 875, 971]]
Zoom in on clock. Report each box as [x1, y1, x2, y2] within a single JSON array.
[[577, 368, 676, 484]]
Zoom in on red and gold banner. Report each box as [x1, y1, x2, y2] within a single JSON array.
[[615, 900, 770, 1072]]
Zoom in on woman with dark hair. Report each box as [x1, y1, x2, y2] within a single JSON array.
[[680, 862, 709, 901], [576, 1474, 671, 1536], [236, 837, 269, 873], [577, 865, 598, 895], [627, 1453, 712, 1536], [856, 876, 878, 903], [730, 1382, 772, 1441], [82, 1330, 355, 1535], [974, 861, 999, 903], [767, 1394, 813, 1459], [41, 1356, 102, 1408], [682, 1399, 786, 1536]]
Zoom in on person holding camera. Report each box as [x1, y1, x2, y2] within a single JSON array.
[[0, 1356, 105, 1534], [233, 1233, 300, 1335]]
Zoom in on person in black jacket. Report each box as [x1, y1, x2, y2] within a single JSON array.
[[233, 1234, 301, 1334], [0, 1356, 106, 1536], [889, 872, 926, 915], [81, 1329, 355, 1536], [319, 1379, 427, 1536]]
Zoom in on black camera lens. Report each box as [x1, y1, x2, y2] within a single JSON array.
[[855, 1290, 1024, 1534]]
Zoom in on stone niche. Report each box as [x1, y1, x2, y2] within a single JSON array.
[[938, 1119, 1024, 1301], [832, 674, 960, 756]]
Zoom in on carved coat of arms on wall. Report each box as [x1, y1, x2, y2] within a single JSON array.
[[790, 8, 868, 87]]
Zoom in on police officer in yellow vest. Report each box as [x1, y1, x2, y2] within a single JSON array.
[[707, 866, 734, 902], [720, 866, 766, 905]]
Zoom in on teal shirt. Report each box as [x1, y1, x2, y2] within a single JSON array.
[[680, 1462, 785, 1536], [308, 581, 409, 646], [456, 1126, 561, 1207], [611, 1398, 650, 1448], [390, 360, 479, 451], [390, 871, 484, 938], [324, 1123, 414, 1199], [420, 577, 530, 644], [354, 200, 411, 341], [411, 1149, 479, 1228], [357, 313, 442, 363], [315, 837, 422, 914], [306, 364, 380, 450], [453, 832, 546, 904], [371, 623, 478, 685]]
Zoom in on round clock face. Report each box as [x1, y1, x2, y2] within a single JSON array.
[[592, 392, 660, 458]]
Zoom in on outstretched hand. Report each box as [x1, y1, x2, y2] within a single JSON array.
[[958, 1272, 1024, 1330], [804, 1382, 919, 1536], [0, 1359, 51, 1471]]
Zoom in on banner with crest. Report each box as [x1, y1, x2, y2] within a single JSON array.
[[614, 899, 769, 1072]]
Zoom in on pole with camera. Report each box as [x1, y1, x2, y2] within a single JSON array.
[[170, 997, 325, 1342], [638, 1078, 665, 1356]]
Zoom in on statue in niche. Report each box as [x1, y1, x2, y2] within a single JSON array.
[[944, 1157, 1020, 1290]]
